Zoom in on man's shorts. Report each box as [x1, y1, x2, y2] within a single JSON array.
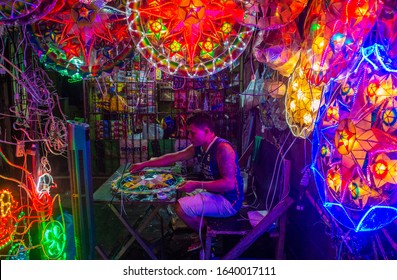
[[178, 191, 237, 218]]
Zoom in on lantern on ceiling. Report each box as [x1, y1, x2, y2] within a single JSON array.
[[285, 64, 323, 138], [254, 0, 308, 30], [253, 21, 302, 77], [28, 0, 133, 81], [301, 0, 382, 86], [126, 0, 254, 77]]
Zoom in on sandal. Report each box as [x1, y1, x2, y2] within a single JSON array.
[[187, 241, 202, 252]]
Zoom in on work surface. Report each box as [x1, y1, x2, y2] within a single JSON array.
[[94, 164, 183, 204]]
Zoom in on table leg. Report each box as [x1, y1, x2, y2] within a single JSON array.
[[109, 203, 158, 260], [95, 245, 109, 260], [113, 205, 163, 260]]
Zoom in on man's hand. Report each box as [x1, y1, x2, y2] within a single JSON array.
[[129, 162, 146, 173], [177, 180, 202, 193]]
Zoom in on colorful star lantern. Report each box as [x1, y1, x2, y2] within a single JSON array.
[[371, 153, 397, 189], [285, 64, 323, 138], [126, 0, 254, 77], [364, 74, 397, 106], [347, 176, 385, 209], [326, 166, 341, 194], [253, 21, 302, 77], [312, 42, 397, 231], [253, 0, 308, 30], [380, 99, 397, 134], [0, 0, 58, 25], [301, 0, 382, 86], [28, 0, 133, 81], [323, 100, 340, 126]]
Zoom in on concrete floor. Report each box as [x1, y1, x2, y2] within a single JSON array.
[[92, 201, 278, 260]]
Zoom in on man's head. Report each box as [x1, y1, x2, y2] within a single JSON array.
[[186, 110, 215, 147], [186, 110, 214, 132]]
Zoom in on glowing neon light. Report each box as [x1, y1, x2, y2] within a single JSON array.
[[41, 220, 66, 260], [312, 40, 397, 231], [0, 148, 59, 246], [7, 243, 29, 260], [0, 190, 17, 249], [36, 173, 57, 199]]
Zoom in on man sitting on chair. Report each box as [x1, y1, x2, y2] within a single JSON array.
[[130, 110, 244, 250]]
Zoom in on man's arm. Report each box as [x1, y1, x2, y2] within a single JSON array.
[[130, 144, 195, 172], [178, 142, 237, 192]]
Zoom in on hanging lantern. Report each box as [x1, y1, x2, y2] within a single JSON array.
[[253, 21, 302, 77], [312, 38, 397, 231], [364, 74, 397, 105], [334, 118, 356, 155], [371, 153, 397, 189], [126, 0, 254, 77], [326, 166, 341, 194], [255, 0, 308, 30], [28, 0, 133, 81], [285, 64, 323, 138], [301, 0, 382, 86]]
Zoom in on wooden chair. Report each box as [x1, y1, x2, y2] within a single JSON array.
[[203, 138, 294, 259]]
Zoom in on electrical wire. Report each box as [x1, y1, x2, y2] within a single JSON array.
[[265, 131, 291, 210], [198, 192, 206, 258]]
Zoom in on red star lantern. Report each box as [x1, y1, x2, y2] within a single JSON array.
[[29, 0, 133, 80], [126, 0, 253, 77]]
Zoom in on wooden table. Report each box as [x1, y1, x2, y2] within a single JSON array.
[[94, 164, 179, 259]]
